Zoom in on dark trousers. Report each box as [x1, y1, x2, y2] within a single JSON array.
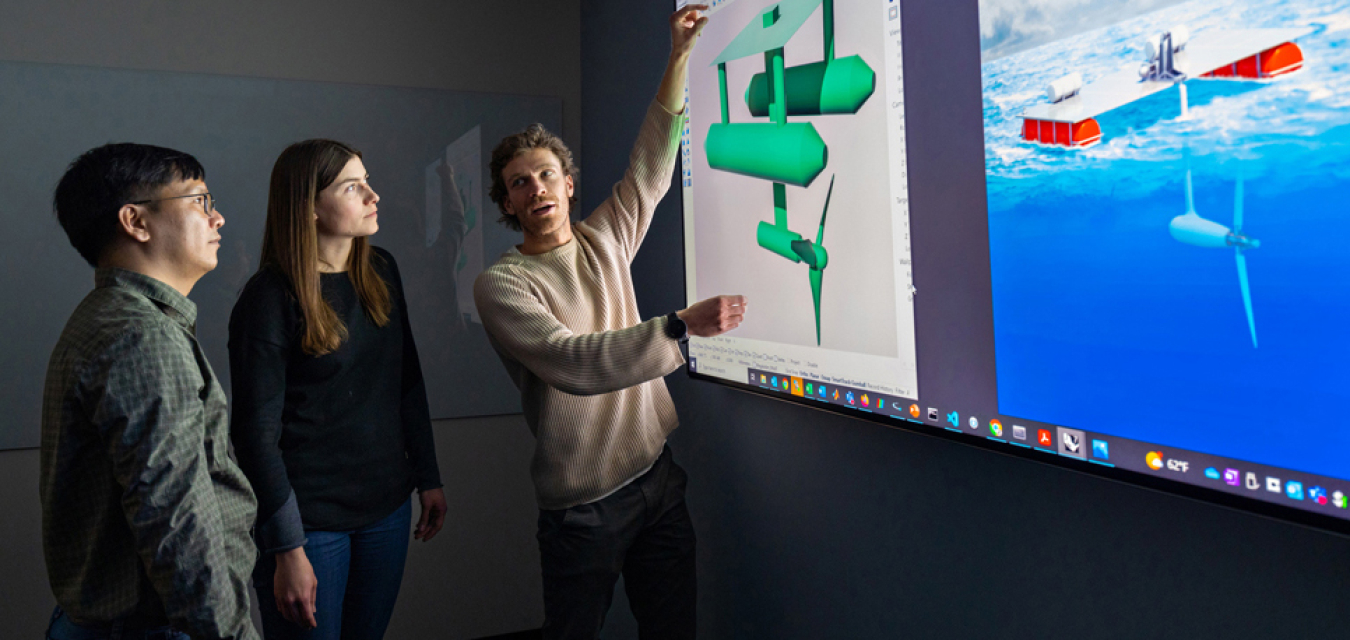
[[538, 446, 697, 640], [45, 607, 187, 640]]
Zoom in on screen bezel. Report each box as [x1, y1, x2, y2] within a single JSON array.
[[684, 367, 1350, 538]]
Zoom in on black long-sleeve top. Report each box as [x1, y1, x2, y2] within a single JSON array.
[[228, 247, 441, 553]]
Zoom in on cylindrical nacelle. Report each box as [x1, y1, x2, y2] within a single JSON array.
[[1046, 73, 1083, 103], [706, 122, 828, 187], [745, 55, 876, 117], [1170, 213, 1231, 248], [757, 222, 804, 263], [791, 238, 828, 270], [757, 223, 829, 268]]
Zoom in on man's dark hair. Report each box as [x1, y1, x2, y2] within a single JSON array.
[[488, 124, 579, 232], [53, 143, 206, 267]]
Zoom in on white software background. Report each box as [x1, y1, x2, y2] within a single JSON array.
[[686, 0, 900, 358]]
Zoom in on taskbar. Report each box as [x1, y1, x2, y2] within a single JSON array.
[[743, 367, 1350, 524], [744, 367, 922, 417]]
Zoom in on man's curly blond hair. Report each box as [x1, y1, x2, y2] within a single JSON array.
[[488, 123, 579, 232]]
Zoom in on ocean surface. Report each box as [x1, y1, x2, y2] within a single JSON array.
[[982, 0, 1350, 480]]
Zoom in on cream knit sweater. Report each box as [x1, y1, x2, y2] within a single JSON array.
[[474, 100, 688, 510]]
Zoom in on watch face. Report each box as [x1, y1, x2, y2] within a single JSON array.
[[666, 313, 685, 340], [667, 313, 687, 340]]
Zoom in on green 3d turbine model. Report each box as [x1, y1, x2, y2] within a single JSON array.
[[704, 0, 874, 345]]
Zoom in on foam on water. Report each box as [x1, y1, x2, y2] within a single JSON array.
[[983, 0, 1350, 212]]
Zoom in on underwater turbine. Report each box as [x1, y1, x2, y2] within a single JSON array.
[[1168, 164, 1261, 347]]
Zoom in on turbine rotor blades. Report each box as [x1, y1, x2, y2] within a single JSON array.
[[809, 175, 834, 345], [1236, 249, 1257, 348], [1185, 166, 1196, 215], [1234, 167, 1255, 347], [809, 267, 823, 345], [816, 175, 835, 245]]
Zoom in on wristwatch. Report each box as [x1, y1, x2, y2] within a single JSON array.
[[665, 312, 689, 343]]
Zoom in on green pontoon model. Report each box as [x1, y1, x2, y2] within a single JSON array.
[[705, 0, 874, 345]]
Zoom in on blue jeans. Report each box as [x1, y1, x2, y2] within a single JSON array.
[[254, 498, 412, 640], [45, 607, 187, 640]]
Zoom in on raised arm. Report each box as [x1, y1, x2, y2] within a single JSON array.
[[583, 5, 710, 261], [658, 4, 709, 115], [93, 329, 259, 640]]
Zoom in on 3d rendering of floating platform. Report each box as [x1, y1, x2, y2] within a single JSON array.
[[1020, 26, 1313, 148]]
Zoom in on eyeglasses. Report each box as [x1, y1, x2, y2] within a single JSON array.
[[129, 192, 217, 215]]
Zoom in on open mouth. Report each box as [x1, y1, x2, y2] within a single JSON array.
[[531, 201, 557, 216]]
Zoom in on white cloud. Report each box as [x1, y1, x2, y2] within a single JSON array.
[[979, 0, 1193, 59]]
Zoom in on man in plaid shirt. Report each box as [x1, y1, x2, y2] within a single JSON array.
[[41, 143, 259, 640]]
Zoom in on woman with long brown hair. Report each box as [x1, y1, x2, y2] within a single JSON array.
[[228, 139, 446, 640]]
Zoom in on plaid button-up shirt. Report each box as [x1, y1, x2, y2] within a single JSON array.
[[40, 268, 259, 640]]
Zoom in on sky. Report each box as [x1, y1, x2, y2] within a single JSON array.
[[979, 0, 1194, 59]]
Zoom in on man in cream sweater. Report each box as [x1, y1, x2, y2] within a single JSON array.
[[474, 5, 745, 639]]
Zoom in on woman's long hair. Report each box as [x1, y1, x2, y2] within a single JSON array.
[[260, 139, 391, 356]]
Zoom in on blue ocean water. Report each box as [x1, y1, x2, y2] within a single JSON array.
[[982, 0, 1350, 480]]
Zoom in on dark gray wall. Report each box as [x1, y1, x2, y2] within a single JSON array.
[[582, 1, 1350, 638], [0, 1, 563, 637], [0, 1, 581, 154]]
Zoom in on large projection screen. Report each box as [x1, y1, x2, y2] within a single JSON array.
[[680, 0, 1350, 535]]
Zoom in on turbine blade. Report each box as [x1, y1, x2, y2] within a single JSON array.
[[1236, 250, 1257, 348], [1185, 166, 1196, 215], [816, 175, 835, 246], [810, 267, 823, 346], [1233, 168, 1244, 233]]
